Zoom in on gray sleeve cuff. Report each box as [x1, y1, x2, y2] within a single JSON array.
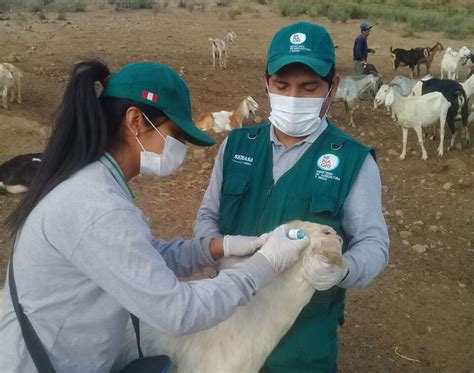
[[199, 236, 219, 267], [233, 252, 275, 291]]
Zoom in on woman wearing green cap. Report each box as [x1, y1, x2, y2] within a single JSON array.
[[0, 59, 309, 372], [195, 21, 389, 372]]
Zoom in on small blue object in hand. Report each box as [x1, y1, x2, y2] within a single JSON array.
[[287, 229, 305, 240]]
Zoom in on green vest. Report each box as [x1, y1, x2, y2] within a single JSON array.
[[219, 122, 374, 372]]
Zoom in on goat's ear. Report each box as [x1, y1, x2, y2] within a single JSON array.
[[385, 89, 394, 107]]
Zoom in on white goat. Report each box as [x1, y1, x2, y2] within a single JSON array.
[[384, 86, 451, 160], [441, 46, 472, 80], [335, 74, 381, 126], [195, 96, 259, 133], [113, 221, 343, 373], [2, 63, 23, 105], [0, 63, 13, 109], [209, 31, 237, 68], [461, 74, 474, 100]]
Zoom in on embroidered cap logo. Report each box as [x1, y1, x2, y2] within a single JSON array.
[[290, 33, 306, 45]]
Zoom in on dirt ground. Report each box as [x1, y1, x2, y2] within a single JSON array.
[[0, 4, 473, 372]]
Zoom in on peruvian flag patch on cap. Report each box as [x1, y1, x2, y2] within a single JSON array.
[[142, 90, 158, 103]]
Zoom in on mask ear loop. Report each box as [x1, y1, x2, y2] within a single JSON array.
[[135, 132, 147, 152], [320, 85, 334, 119], [141, 111, 166, 142]]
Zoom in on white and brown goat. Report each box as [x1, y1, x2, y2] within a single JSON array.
[[195, 96, 259, 133]]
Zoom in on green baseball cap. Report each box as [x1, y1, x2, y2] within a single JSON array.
[[101, 62, 215, 147], [267, 21, 336, 77]]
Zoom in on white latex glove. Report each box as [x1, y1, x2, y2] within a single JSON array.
[[302, 254, 349, 291], [223, 233, 269, 257], [257, 224, 310, 273]]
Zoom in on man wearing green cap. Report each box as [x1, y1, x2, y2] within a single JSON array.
[[195, 21, 389, 372]]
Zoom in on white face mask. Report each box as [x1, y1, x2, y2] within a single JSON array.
[[136, 112, 187, 177], [268, 88, 332, 137]]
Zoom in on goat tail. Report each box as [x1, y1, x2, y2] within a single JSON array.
[[455, 91, 465, 111], [390, 46, 394, 53]]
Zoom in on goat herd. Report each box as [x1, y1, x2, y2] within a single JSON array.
[[0, 33, 473, 194], [332, 43, 473, 161], [197, 36, 473, 164]]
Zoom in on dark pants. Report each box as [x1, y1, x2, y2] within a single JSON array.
[[354, 60, 364, 75]]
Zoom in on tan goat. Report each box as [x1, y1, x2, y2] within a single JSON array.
[[195, 96, 259, 133], [416, 42, 444, 76]]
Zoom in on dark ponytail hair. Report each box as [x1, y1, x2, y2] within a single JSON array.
[[6, 59, 165, 234]]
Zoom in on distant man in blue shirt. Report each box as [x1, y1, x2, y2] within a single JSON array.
[[353, 22, 374, 75]]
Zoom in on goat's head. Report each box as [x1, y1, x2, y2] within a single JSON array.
[[287, 221, 342, 263], [244, 96, 259, 113], [445, 47, 455, 56], [459, 46, 471, 57], [227, 31, 237, 44], [374, 84, 390, 107], [384, 86, 396, 107], [434, 42, 444, 52]]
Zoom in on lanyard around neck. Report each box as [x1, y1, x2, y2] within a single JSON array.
[[103, 153, 135, 199]]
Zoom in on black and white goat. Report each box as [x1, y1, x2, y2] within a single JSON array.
[[390, 46, 430, 79], [0, 153, 42, 194], [412, 78, 470, 149]]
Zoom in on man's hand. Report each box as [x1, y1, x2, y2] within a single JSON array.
[[223, 234, 269, 257], [302, 254, 349, 291]]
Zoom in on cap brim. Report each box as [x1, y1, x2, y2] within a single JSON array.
[[167, 114, 216, 147], [267, 55, 332, 77]]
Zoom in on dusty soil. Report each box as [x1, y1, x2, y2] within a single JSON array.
[[0, 4, 473, 372]]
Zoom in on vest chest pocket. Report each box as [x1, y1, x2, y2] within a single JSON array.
[[309, 192, 343, 229], [218, 175, 249, 234]]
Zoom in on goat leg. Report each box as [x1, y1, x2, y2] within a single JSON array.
[[399, 127, 408, 160], [414, 126, 428, 160]]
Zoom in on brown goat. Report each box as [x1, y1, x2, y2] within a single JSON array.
[[415, 42, 444, 76]]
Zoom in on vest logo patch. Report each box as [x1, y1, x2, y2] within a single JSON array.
[[232, 154, 254, 166], [317, 154, 339, 171]]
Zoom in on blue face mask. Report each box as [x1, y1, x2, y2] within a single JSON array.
[[136, 112, 187, 177]]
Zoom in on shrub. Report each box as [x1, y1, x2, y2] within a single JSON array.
[[327, 6, 349, 22], [186, 1, 193, 12], [108, 0, 153, 9], [194, 0, 207, 12], [152, 1, 161, 13], [162, 0, 169, 9], [400, 29, 416, 38], [228, 7, 241, 19], [216, 0, 231, 6], [177, 0, 187, 8], [57, 9, 66, 19]]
